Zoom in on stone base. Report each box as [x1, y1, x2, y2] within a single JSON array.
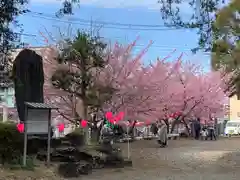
[[37, 144, 132, 177]]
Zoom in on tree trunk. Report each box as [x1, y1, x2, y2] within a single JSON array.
[[170, 120, 176, 133], [90, 115, 101, 143], [163, 119, 170, 133], [182, 119, 190, 136], [171, 116, 190, 135], [170, 116, 181, 133], [81, 100, 89, 144], [90, 127, 100, 143], [128, 120, 137, 138]]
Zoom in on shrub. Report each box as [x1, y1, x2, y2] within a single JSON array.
[[65, 128, 85, 146], [0, 122, 23, 164]]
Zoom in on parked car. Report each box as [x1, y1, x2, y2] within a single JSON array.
[[224, 121, 240, 136]]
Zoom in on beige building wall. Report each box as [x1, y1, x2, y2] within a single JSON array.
[[229, 95, 240, 120]]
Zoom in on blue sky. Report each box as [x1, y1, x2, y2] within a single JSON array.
[[16, 0, 211, 70]]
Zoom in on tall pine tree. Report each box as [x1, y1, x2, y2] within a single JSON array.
[[51, 31, 116, 142]]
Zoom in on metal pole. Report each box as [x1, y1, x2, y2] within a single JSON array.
[[147, 125, 149, 137], [127, 125, 130, 159], [23, 106, 28, 166], [47, 109, 52, 167]]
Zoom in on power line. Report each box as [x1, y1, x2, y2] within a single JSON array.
[[14, 14, 210, 55], [13, 31, 210, 55], [24, 11, 194, 31], [29, 11, 170, 28]]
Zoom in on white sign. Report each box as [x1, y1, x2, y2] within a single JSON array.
[[26, 109, 49, 134]]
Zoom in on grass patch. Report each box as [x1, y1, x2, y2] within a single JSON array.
[[2, 156, 36, 171]]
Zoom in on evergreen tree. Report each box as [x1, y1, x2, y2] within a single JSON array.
[[211, 0, 240, 96], [158, 0, 240, 95], [158, 0, 227, 52], [0, 0, 28, 89], [0, 0, 28, 56], [51, 31, 116, 132]]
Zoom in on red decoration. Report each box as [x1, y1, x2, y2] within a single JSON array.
[[172, 111, 182, 118], [105, 112, 113, 119], [109, 117, 116, 124], [58, 123, 65, 132], [105, 111, 124, 124], [81, 120, 88, 128], [117, 112, 124, 121], [17, 123, 24, 133]]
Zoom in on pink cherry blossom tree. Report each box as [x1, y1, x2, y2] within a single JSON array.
[[98, 42, 178, 121], [37, 33, 229, 137], [97, 42, 229, 134]]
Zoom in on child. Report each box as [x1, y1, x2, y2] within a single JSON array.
[[201, 127, 208, 140]]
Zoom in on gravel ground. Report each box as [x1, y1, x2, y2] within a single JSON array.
[[80, 138, 240, 180], [2, 138, 240, 180]]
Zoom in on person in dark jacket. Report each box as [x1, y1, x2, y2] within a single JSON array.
[[150, 122, 158, 136], [194, 118, 201, 140]]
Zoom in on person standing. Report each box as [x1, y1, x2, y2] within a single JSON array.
[[207, 121, 216, 140], [150, 122, 158, 136], [157, 120, 168, 148], [100, 119, 114, 144], [194, 118, 201, 140]]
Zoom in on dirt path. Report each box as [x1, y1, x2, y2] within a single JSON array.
[[80, 138, 240, 180], [1, 138, 240, 180]]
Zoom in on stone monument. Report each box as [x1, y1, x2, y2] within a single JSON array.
[[12, 49, 44, 122]]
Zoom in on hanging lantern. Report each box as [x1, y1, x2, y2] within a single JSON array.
[[58, 123, 65, 132], [80, 120, 88, 128], [17, 123, 24, 133]]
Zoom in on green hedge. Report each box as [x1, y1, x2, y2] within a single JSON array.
[[0, 122, 23, 164], [0, 123, 86, 165]]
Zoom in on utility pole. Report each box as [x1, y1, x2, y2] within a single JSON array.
[[90, 16, 93, 37]]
